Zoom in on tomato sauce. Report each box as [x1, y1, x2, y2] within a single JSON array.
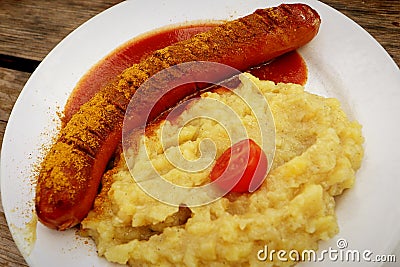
[[248, 51, 307, 85], [63, 23, 307, 122], [63, 24, 217, 122]]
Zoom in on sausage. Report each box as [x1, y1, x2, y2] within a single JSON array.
[[35, 3, 321, 230]]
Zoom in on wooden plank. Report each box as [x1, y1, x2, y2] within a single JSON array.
[[0, 68, 31, 121], [0, 67, 31, 150], [0, 0, 123, 62]]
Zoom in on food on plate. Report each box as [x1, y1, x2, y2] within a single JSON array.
[[81, 74, 364, 266], [35, 3, 321, 230]]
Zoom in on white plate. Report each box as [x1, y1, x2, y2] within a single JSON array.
[[1, 0, 400, 266]]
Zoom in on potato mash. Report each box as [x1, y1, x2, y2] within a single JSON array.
[[81, 73, 364, 266]]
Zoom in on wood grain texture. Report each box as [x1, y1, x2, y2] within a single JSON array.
[[0, 68, 31, 150], [0, 68, 31, 121], [0, 1, 399, 266], [0, 0, 123, 61]]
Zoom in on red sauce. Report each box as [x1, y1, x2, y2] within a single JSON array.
[[63, 24, 217, 123], [248, 51, 307, 85], [63, 23, 307, 122]]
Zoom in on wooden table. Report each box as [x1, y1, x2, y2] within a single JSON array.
[[0, 0, 399, 266]]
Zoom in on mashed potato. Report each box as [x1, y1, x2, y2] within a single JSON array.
[[81, 74, 364, 266]]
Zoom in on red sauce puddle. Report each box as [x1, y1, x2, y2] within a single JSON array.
[[63, 22, 307, 123]]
